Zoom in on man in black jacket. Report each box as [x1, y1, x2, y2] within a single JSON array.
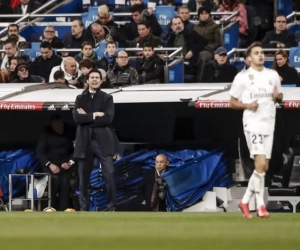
[[262, 15, 297, 49], [36, 114, 76, 211], [137, 154, 169, 211], [202, 47, 237, 83], [73, 69, 119, 211], [167, 16, 208, 81], [30, 42, 62, 82]]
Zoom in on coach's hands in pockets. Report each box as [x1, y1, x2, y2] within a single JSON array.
[[247, 100, 259, 111]]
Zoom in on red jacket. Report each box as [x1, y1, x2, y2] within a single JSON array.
[[11, 0, 20, 9]]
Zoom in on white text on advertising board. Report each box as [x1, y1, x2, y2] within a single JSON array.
[[0, 103, 36, 110], [197, 101, 230, 108]]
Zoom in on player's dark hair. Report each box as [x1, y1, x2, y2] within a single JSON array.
[[245, 42, 263, 57]]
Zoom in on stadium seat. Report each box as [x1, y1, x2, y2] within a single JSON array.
[[154, 6, 176, 30], [31, 42, 41, 50], [81, 12, 88, 28], [24, 49, 40, 62], [94, 41, 119, 57]]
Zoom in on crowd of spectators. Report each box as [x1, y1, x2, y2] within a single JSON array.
[[0, 0, 299, 86]]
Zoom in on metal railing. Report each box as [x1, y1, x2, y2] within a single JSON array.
[[0, 0, 58, 36], [0, 10, 239, 28], [227, 47, 291, 62], [124, 47, 182, 82]]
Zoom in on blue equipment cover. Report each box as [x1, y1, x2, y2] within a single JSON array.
[[0, 149, 40, 201], [89, 148, 232, 211]]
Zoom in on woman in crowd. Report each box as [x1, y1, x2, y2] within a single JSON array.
[[217, 0, 248, 35], [272, 49, 300, 86]]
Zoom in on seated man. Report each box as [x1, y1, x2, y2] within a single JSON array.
[[107, 51, 139, 87], [36, 114, 76, 211], [202, 47, 237, 83], [49, 57, 82, 86], [129, 21, 162, 56], [137, 154, 169, 212], [262, 15, 297, 49]]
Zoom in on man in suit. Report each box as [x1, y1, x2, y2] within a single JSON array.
[[137, 154, 169, 212], [73, 69, 119, 211]]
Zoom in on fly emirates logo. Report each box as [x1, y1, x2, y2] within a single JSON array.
[[250, 88, 273, 99], [0, 103, 36, 110]]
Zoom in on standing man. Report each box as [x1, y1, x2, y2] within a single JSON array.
[[229, 42, 283, 219], [73, 69, 119, 211]]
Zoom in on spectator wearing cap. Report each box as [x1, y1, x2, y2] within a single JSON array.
[[0, 24, 30, 50], [10, 60, 43, 83], [160, 7, 194, 42], [202, 47, 237, 83], [193, 7, 220, 81], [30, 42, 62, 82], [97, 41, 118, 72]]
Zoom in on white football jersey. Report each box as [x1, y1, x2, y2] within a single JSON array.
[[229, 67, 282, 135]]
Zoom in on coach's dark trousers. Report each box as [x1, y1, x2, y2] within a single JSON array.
[[78, 139, 116, 211]]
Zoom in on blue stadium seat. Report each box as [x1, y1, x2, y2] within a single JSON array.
[[23, 49, 40, 62], [81, 12, 88, 28], [154, 6, 176, 30], [31, 42, 41, 50], [94, 41, 119, 57], [85, 6, 99, 28]]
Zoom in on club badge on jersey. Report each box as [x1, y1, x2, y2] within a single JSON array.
[[248, 74, 254, 80]]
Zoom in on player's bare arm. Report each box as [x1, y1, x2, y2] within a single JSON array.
[[230, 96, 258, 111], [273, 86, 283, 103]]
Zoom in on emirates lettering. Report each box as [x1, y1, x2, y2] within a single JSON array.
[[0, 103, 36, 110], [197, 102, 230, 108], [287, 102, 300, 108], [250, 93, 273, 99]]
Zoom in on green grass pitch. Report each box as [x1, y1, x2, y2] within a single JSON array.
[[0, 212, 300, 250]]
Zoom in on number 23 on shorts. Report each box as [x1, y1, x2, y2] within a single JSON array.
[[251, 134, 263, 144]]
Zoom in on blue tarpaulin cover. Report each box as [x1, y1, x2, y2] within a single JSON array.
[[89, 148, 232, 211], [0, 149, 39, 201]]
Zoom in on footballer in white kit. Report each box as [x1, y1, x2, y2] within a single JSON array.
[[229, 42, 283, 219]]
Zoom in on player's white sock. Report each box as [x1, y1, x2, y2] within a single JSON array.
[[253, 170, 266, 208], [241, 171, 255, 204]]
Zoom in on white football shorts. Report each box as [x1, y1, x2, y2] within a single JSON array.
[[244, 131, 274, 159]]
